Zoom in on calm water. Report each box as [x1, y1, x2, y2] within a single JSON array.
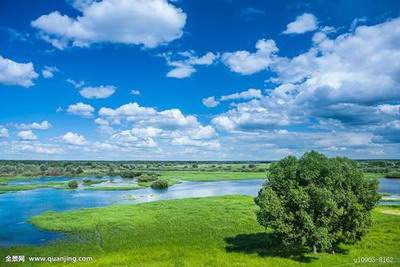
[[0, 177, 399, 247], [0, 179, 264, 247]]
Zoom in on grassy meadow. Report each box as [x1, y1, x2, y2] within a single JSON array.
[[1, 195, 399, 266]]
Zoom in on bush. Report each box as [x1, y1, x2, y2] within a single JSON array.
[[255, 151, 380, 253], [137, 174, 158, 182], [120, 171, 144, 178], [385, 172, 400, 178], [68, 180, 79, 189], [150, 179, 169, 189], [83, 179, 93, 185]]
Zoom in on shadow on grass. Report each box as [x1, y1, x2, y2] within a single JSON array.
[[224, 232, 319, 263]]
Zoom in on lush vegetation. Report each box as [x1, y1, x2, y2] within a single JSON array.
[[0, 195, 398, 266], [255, 152, 380, 253], [385, 172, 400, 178], [150, 179, 169, 189], [359, 160, 400, 177], [0, 182, 68, 193], [0, 160, 270, 179], [67, 180, 79, 189], [0, 160, 398, 186]]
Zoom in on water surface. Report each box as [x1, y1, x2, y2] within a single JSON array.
[[0, 177, 398, 247], [0, 179, 264, 247]]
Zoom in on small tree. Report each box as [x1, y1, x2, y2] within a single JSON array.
[[254, 151, 380, 253], [150, 179, 169, 189], [68, 180, 79, 189]]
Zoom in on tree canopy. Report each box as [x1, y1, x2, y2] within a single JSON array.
[[254, 151, 380, 253]]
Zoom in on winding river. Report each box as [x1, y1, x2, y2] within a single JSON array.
[[0, 177, 398, 247]]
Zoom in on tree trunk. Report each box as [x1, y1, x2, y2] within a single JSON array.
[[313, 244, 317, 254]]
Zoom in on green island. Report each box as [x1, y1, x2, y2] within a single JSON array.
[[0, 195, 398, 267]]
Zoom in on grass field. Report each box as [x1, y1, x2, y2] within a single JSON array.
[[160, 171, 267, 181], [0, 182, 68, 193], [1, 195, 399, 266], [364, 172, 385, 179]]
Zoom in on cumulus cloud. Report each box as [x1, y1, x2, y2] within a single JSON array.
[[0, 55, 38, 87], [31, 0, 187, 49], [12, 142, 64, 154], [62, 132, 87, 145], [67, 102, 95, 117], [202, 96, 219, 108], [216, 17, 400, 132], [164, 51, 218, 78], [41, 66, 58, 79], [79, 85, 116, 99], [221, 39, 278, 75], [98, 102, 200, 129], [18, 130, 38, 140], [95, 102, 220, 152], [203, 89, 262, 108], [220, 88, 262, 101], [17, 120, 52, 130], [283, 13, 318, 34]]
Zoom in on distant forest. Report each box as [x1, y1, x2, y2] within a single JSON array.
[[0, 159, 399, 178]]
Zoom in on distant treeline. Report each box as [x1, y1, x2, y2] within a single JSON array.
[[0, 161, 270, 178], [0, 159, 398, 179], [357, 160, 400, 177]]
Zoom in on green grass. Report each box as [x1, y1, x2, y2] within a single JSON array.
[[160, 171, 267, 181], [363, 172, 385, 179], [1, 195, 399, 266], [0, 182, 68, 193]]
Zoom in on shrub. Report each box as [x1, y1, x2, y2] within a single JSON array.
[[385, 172, 400, 178], [137, 174, 158, 182], [150, 179, 169, 189], [120, 171, 143, 178], [83, 179, 93, 185], [255, 151, 380, 253], [68, 180, 79, 189]]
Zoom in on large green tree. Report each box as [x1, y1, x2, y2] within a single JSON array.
[[255, 151, 380, 253]]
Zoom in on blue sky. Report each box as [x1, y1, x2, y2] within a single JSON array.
[[0, 0, 399, 160]]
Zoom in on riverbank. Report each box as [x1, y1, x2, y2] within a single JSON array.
[[0, 195, 398, 266]]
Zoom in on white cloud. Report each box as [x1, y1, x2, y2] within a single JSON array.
[[376, 104, 400, 116], [215, 17, 400, 133], [283, 13, 318, 34], [0, 55, 38, 87], [94, 118, 109, 126], [67, 102, 95, 117], [62, 132, 87, 145], [79, 85, 116, 99], [221, 39, 278, 75], [67, 78, 85, 88], [130, 89, 140, 95], [0, 127, 9, 138], [99, 102, 200, 129], [110, 130, 158, 148], [202, 96, 219, 108], [189, 125, 216, 139], [13, 142, 64, 154], [41, 66, 58, 79], [18, 130, 38, 140], [31, 0, 186, 49], [220, 88, 262, 101], [164, 51, 218, 78], [17, 120, 52, 130], [171, 136, 220, 148], [99, 102, 155, 118], [211, 116, 236, 131]]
